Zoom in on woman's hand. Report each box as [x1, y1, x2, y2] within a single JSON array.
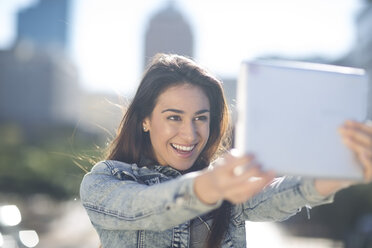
[[315, 120, 372, 196], [339, 120, 372, 181], [194, 151, 275, 205]]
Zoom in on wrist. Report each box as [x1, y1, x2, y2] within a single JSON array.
[[194, 171, 223, 205], [314, 179, 353, 196]]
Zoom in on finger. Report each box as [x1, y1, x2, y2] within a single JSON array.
[[342, 137, 372, 182], [232, 164, 263, 184], [227, 170, 275, 195], [359, 151, 372, 182], [339, 125, 372, 148], [218, 152, 254, 171], [342, 136, 372, 158], [232, 159, 260, 177], [353, 120, 372, 135], [227, 154, 257, 178], [344, 120, 372, 135], [225, 173, 275, 203], [210, 154, 257, 191], [344, 139, 372, 180], [215, 163, 262, 192]]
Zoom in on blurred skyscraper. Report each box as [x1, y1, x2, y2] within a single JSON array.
[[354, 4, 372, 118], [0, 0, 79, 126], [17, 0, 70, 50], [143, 1, 237, 113], [338, 3, 372, 118], [353, 5, 372, 68], [143, 1, 194, 68], [0, 45, 78, 125]]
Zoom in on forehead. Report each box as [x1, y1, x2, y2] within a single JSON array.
[[155, 84, 210, 111]]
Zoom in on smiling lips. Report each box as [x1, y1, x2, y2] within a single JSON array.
[[171, 143, 196, 154]]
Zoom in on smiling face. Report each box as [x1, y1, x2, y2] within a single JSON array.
[[143, 83, 210, 171]]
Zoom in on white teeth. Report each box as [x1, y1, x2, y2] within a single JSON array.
[[172, 144, 195, 152]]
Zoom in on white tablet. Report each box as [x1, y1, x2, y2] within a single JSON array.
[[235, 60, 369, 180]]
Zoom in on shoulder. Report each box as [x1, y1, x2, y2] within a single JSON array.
[[89, 160, 164, 182], [90, 160, 137, 174], [92, 160, 135, 171], [89, 160, 145, 181], [80, 160, 142, 185]]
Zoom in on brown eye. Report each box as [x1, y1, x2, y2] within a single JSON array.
[[167, 115, 181, 121], [194, 115, 208, 121]]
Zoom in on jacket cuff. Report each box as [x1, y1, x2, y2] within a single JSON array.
[[299, 178, 334, 206], [171, 172, 222, 212]]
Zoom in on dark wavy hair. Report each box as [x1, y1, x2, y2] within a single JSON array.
[[107, 53, 231, 247]]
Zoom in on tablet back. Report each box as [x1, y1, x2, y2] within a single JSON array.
[[235, 60, 369, 179]]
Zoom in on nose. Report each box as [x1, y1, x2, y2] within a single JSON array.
[[180, 120, 197, 143]]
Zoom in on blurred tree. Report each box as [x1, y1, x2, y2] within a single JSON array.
[[0, 123, 105, 200]]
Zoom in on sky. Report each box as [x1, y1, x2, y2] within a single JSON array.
[[0, 0, 366, 96]]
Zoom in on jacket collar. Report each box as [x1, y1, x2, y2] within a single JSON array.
[[139, 156, 182, 178]]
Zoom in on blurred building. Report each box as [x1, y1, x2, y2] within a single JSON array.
[[0, 0, 80, 126], [143, 1, 194, 68], [0, 42, 79, 125], [221, 77, 237, 114], [17, 0, 70, 51], [353, 5, 372, 69], [334, 3, 372, 118], [351, 4, 372, 118], [143, 1, 238, 118]]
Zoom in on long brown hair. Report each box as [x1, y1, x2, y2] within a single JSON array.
[[107, 53, 231, 247]]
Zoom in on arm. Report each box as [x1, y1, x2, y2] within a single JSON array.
[[80, 162, 220, 231], [194, 153, 275, 205], [194, 121, 372, 223], [193, 154, 333, 223], [239, 176, 333, 222]]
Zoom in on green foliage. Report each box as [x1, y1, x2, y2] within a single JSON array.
[[0, 123, 106, 200]]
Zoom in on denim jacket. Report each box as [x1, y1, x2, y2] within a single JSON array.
[[80, 160, 334, 248]]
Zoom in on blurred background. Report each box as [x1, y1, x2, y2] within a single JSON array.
[[1, 0, 372, 247]]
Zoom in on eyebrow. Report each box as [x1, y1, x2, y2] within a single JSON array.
[[161, 108, 210, 115]]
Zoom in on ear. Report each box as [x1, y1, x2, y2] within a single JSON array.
[[142, 117, 150, 132]]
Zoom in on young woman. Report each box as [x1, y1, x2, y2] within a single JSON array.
[[80, 53, 372, 248]]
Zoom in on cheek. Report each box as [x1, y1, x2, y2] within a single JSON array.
[[161, 123, 179, 136], [151, 122, 178, 143], [201, 124, 210, 142]]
